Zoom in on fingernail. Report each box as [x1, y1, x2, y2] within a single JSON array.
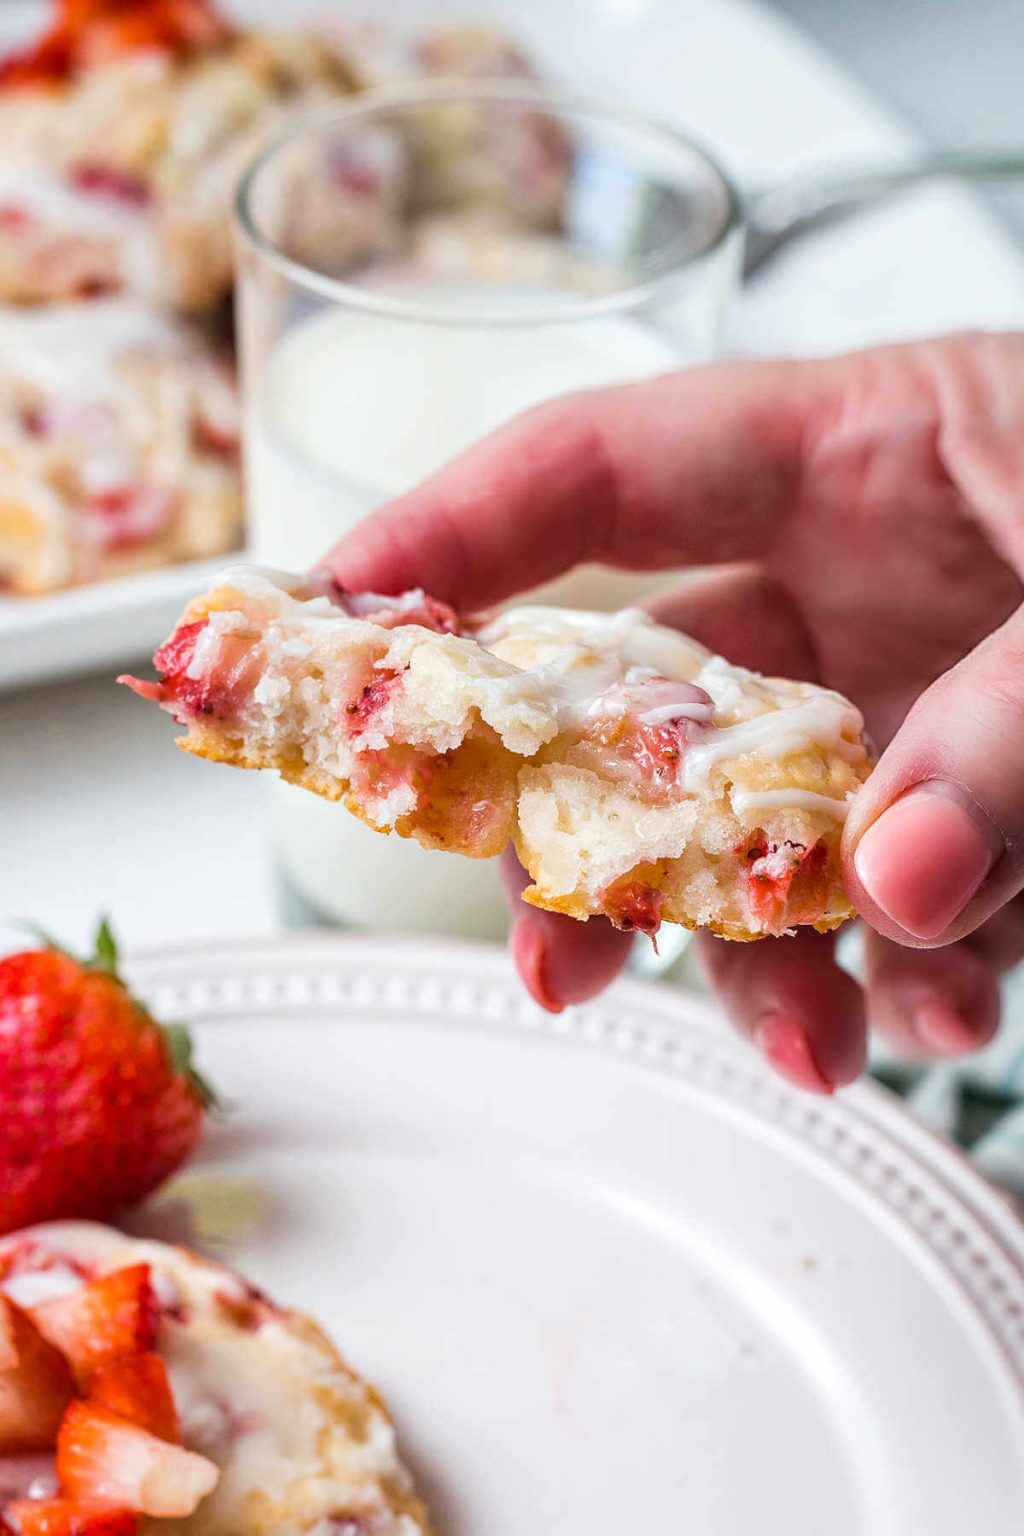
[[512, 918, 564, 1014], [914, 1001, 986, 1056], [753, 1013, 833, 1095], [854, 786, 997, 940]]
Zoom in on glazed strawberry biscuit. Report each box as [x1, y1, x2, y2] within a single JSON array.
[[0, 305, 240, 594], [0, 1, 564, 315], [0, 0, 368, 313], [0, 1222, 432, 1534], [122, 567, 872, 940], [340, 24, 571, 230]]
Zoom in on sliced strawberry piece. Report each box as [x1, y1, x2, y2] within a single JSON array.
[[0, 1296, 75, 1454], [80, 486, 173, 554], [4, 1498, 138, 1535], [328, 144, 383, 198], [56, 1403, 218, 1519], [150, 621, 210, 711], [0, 28, 73, 90], [68, 166, 150, 208], [745, 836, 830, 930], [601, 878, 664, 939], [337, 590, 460, 634], [85, 1354, 179, 1444], [627, 722, 688, 786], [119, 616, 262, 723], [580, 678, 714, 800], [343, 668, 404, 737], [74, 0, 230, 66], [32, 1269, 156, 1385], [119, 620, 213, 716], [0, 205, 32, 232], [192, 414, 239, 461]]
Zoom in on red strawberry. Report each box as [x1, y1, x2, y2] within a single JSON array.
[[0, 1296, 75, 1452], [3, 1499, 138, 1535], [0, 920, 214, 1234], [56, 1403, 218, 1518], [86, 1355, 179, 1444], [32, 1269, 156, 1386]]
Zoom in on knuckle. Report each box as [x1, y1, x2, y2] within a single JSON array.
[[935, 328, 1023, 377], [973, 662, 1024, 725]]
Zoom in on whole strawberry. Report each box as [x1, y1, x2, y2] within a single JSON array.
[[0, 921, 213, 1234]]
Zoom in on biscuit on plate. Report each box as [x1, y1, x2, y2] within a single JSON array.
[[0, 1220, 432, 1534]]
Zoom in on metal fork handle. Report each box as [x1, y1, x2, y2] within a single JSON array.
[[743, 149, 1024, 278]]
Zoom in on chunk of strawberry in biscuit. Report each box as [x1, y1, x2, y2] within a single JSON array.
[[3, 1497, 139, 1534], [343, 666, 406, 741], [31, 1268, 156, 1386], [0, 1297, 75, 1453], [56, 1403, 218, 1519], [335, 589, 459, 634], [119, 617, 260, 722], [68, 167, 151, 209], [600, 876, 665, 938], [85, 1353, 179, 1445], [744, 835, 831, 932]]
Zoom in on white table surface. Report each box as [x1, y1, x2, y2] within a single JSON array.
[[771, 0, 1024, 246], [3, 0, 1024, 957]]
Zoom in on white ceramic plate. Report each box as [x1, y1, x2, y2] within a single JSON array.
[[0, 556, 226, 691], [124, 934, 1024, 1535], [3, 0, 1024, 691]]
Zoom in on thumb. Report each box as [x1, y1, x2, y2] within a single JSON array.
[[844, 604, 1024, 946]]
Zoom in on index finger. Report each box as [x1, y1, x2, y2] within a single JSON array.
[[320, 356, 819, 610]]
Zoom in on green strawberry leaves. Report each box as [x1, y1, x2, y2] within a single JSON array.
[[18, 921, 75, 959], [92, 916, 119, 974], [19, 914, 117, 970], [22, 915, 218, 1110], [161, 1022, 218, 1110]]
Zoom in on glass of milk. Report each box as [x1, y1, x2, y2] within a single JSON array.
[[235, 81, 743, 938]]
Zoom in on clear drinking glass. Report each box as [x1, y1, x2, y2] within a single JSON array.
[[236, 81, 742, 938]]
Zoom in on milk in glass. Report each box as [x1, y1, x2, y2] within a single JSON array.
[[247, 290, 689, 934]]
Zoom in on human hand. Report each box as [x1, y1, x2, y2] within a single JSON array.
[[322, 332, 1024, 1092]]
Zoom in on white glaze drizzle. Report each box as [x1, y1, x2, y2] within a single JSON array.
[[207, 572, 868, 781], [682, 697, 866, 788], [0, 165, 147, 239], [341, 587, 431, 615], [730, 788, 855, 819], [477, 603, 711, 680], [638, 699, 716, 726]]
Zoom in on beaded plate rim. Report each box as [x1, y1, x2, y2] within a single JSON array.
[[127, 931, 1024, 1404]]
